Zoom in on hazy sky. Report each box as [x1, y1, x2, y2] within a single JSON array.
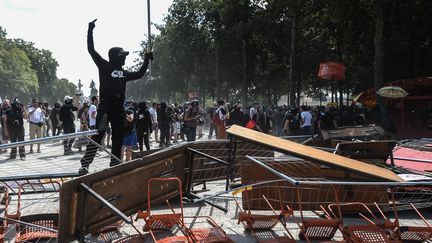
[[0, 0, 173, 95]]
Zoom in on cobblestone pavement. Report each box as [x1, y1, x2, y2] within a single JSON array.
[[1, 128, 431, 242]]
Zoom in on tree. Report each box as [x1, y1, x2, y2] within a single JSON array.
[[0, 34, 38, 102], [12, 39, 59, 102]]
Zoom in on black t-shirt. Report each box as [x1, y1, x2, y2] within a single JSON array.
[[50, 107, 60, 123], [136, 109, 152, 132], [59, 104, 78, 127], [124, 109, 135, 134], [5, 107, 24, 128], [285, 112, 300, 130], [320, 111, 336, 130]]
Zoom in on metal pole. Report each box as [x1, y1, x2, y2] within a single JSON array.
[[0, 130, 98, 150], [245, 155, 299, 186], [147, 0, 152, 75], [80, 183, 131, 224]]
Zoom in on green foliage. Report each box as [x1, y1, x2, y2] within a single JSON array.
[[0, 26, 75, 104], [0, 36, 38, 101], [53, 78, 77, 101], [129, 0, 432, 105]]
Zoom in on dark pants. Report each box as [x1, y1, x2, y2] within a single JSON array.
[[159, 125, 170, 145], [8, 127, 25, 158], [63, 125, 75, 151], [137, 129, 150, 151], [81, 110, 124, 167], [186, 127, 197, 142], [208, 122, 218, 138], [301, 126, 311, 135], [51, 122, 61, 136]]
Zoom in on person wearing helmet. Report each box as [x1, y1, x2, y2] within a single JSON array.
[[49, 102, 62, 136], [59, 95, 79, 155], [79, 19, 153, 175]]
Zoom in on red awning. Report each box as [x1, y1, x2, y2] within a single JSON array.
[[318, 61, 345, 81]]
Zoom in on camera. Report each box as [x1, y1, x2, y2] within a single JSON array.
[[11, 98, 24, 112], [197, 115, 204, 124]]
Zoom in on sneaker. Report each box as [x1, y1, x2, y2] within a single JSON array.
[[78, 167, 89, 175], [37, 149, 41, 153], [7, 156, 16, 160], [64, 150, 73, 155], [29, 149, 34, 154], [20, 156, 26, 161]]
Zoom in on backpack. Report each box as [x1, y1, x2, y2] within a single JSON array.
[[289, 116, 300, 130], [285, 111, 300, 130], [212, 109, 224, 125]]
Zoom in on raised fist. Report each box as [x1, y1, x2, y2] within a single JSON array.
[[88, 19, 97, 31]]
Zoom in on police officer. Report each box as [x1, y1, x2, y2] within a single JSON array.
[[59, 95, 79, 155], [79, 19, 153, 175]]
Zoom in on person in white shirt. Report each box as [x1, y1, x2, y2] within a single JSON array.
[[300, 105, 312, 135], [27, 98, 44, 153], [89, 96, 98, 129], [149, 102, 159, 143], [215, 100, 229, 139], [249, 102, 258, 121]]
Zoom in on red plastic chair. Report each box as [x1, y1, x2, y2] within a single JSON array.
[[15, 182, 60, 242], [232, 186, 295, 242], [297, 186, 341, 242]]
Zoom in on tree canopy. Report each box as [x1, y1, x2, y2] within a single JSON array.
[[0, 27, 76, 104], [128, 0, 432, 106]]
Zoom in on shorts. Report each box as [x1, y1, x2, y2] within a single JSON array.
[[173, 122, 181, 134], [123, 131, 137, 146]]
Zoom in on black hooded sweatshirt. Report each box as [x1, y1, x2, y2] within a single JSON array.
[[87, 29, 149, 111]]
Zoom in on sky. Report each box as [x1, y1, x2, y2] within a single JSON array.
[[0, 0, 173, 95]]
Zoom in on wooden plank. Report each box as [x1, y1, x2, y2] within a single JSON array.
[[58, 146, 188, 242], [227, 125, 403, 182]]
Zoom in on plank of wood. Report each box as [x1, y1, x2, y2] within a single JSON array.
[[227, 125, 403, 182]]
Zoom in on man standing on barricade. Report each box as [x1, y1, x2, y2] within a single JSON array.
[[79, 19, 153, 175]]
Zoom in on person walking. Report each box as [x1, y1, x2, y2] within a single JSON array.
[[27, 98, 44, 153], [79, 19, 153, 175]]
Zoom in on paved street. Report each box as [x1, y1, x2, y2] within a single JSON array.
[[0, 127, 431, 242]]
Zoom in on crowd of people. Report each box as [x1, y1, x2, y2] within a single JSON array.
[[0, 19, 375, 175], [0, 95, 373, 161]]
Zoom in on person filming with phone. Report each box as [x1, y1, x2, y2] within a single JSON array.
[[79, 19, 153, 175]]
